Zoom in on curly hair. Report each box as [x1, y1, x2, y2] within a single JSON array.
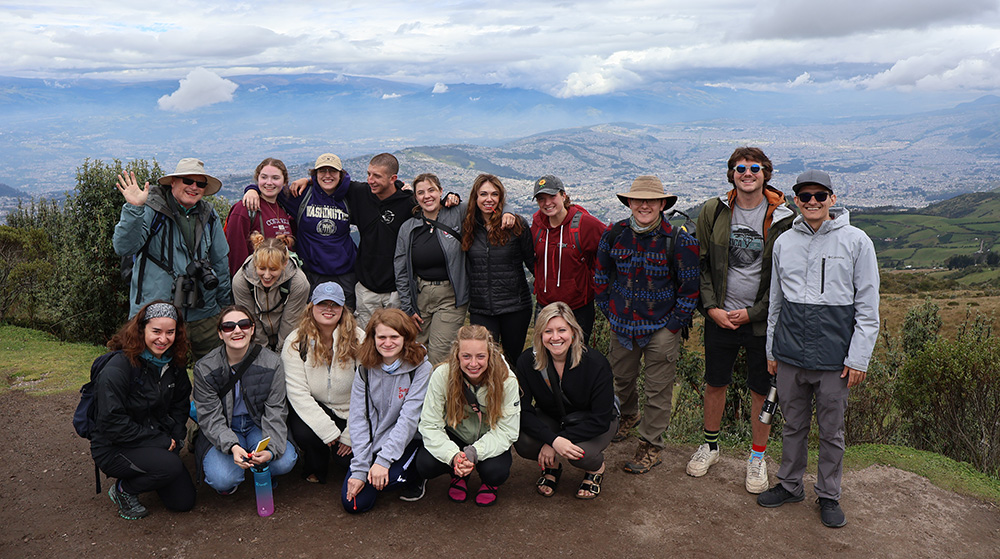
[[726, 146, 773, 186], [107, 301, 189, 369], [531, 301, 585, 371], [292, 302, 361, 367], [460, 174, 524, 250], [358, 308, 426, 369], [444, 325, 508, 429]]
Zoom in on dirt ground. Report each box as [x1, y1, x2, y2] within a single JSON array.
[[2, 390, 999, 559]]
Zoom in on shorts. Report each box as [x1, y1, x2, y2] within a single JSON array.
[[703, 320, 769, 396]]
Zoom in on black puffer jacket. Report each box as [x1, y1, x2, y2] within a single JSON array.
[[466, 214, 535, 315], [91, 352, 192, 468]]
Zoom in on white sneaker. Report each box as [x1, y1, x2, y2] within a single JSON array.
[[686, 443, 720, 477], [745, 455, 769, 494]]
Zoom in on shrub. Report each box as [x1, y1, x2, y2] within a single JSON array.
[[895, 313, 1000, 477], [0, 226, 54, 324], [902, 297, 941, 357], [845, 329, 904, 445]]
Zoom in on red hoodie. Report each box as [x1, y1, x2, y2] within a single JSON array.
[[530, 204, 607, 309]]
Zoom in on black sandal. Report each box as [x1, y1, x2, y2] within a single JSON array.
[[576, 471, 603, 500], [536, 464, 562, 497]]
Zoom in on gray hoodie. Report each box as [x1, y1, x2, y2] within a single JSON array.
[[232, 255, 309, 351], [348, 357, 432, 480]]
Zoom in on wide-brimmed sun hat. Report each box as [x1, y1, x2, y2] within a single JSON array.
[[616, 175, 678, 209], [157, 158, 222, 196]]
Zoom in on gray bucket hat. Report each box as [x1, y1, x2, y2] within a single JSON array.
[[157, 158, 222, 196], [616, 175, 678, 209]]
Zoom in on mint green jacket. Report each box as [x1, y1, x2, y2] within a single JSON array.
[[418, 363, 520, 465]]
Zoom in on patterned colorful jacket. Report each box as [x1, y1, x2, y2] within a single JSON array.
[[595, 217, 700, 349]]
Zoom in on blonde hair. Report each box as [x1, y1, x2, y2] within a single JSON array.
[[292, 302, 361, 367], [532, 302, 585, 371], [444, 325, 508, 429], [249, 231, 293, 269]]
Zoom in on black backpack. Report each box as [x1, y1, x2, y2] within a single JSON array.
[[73, 350, 143, 493]]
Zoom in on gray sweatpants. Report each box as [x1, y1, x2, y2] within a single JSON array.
[[775, 361, 849, 501]]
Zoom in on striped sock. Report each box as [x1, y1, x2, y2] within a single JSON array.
[[704, 429, 720, 451], [751, 443, 766, 461]]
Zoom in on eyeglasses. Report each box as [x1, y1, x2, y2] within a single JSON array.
[[797, 191, 830, 203], [181, 177, 209, 189], [219, 319, 253, 333], [315, 301, 341, 310], [734, 164, 762, 174]]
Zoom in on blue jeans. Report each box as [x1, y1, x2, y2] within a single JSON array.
[[202, 415, 298, 492]]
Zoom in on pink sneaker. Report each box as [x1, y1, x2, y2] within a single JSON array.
[[448, 476, 468, 503], [474, 483, 498, 507]]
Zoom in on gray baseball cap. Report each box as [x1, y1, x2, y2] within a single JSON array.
[[793, 169, 833, 194], [532, 175, 566, 198]]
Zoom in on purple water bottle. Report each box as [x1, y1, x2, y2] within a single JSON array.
[[252, 465, 273, 517]]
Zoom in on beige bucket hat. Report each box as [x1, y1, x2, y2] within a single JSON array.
[[157, 158, 222, 196], [616, 175, 677, 209]]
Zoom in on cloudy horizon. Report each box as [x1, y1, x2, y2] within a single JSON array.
[[4, 0, 999, 104]]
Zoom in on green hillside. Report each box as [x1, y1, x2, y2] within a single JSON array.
[[852, 191, 1000, 270]]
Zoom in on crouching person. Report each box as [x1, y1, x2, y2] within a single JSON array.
[[514, 302, 617, 499], [416, 325, 520, 506], [343, 309, 433, 513], [194, 305, 297, 495]]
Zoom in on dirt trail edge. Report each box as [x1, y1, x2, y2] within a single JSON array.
[[2, 390, 998, 559]]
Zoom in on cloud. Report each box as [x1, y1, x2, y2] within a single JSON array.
[[382, 93, 402, 99], [432, 82, 448, 93], [157, 68, 238, 112], [860, 49, 1000, 91]]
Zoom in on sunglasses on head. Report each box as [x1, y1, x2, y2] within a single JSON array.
[[797, 191, 830, 203], [220, 319, 253, 333], [181, 177, 209, 189], [734, 164, 761, 174]]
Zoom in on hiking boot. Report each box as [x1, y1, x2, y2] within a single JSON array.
[[398, 478, 426, 502], [756, 484, 804, 508], [108, 482, 148, 520], [612, 414, 640, 443], [818, 497, 847, 528], [623, 441, 662, 474], [745, 455, 769, 494], [685, 443, 720, 477]]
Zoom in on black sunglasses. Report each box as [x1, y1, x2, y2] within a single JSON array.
[[181, 177, 209, 189], [797, 191, 830, 203], [734, 164, 761, 174], [220, 319, 253, 333]]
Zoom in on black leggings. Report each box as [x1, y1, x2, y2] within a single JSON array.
[[514, 411, 617, 472], [414, 431, 512, 487], [470, 308, 532, 369], [98, 446, 195, 512], [288, 407, 352, 484]]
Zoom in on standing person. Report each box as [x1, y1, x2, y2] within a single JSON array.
[[193, 305, 298, 495], [243, 154, 358, 307], [686, 147, 795, 494], [513, 302, 617, 499], [224, 158, 295, 278], [758, 170, 880, 529], [395, 173, 469, 365], [343, 308, 433, 513], [114, 159, 232, 361], [461, 174, 535, 368], [92, 301, 194, 520], [530, 175, 606, 344], [284, 282, 364, 484], [416, 325, 520, 507], [232, 233, 309, 352], [595, 176, 699, 474]]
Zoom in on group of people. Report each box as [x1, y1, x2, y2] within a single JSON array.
[[95, 146, 878, 530]]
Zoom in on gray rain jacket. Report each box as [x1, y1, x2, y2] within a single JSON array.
[[766, 208, 880, 372]]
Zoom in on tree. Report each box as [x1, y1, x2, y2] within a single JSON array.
[[0, 226, 53, 324]]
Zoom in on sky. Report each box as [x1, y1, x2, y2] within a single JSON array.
[[4, 0, 1000, 110]]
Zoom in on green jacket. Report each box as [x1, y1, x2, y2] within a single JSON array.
[[418, 363, 520, 465], [697, 186, 795, 337]]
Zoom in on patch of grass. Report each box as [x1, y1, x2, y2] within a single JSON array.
[[0, 325, 105, 395], [845, 444, 1000, 504]]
